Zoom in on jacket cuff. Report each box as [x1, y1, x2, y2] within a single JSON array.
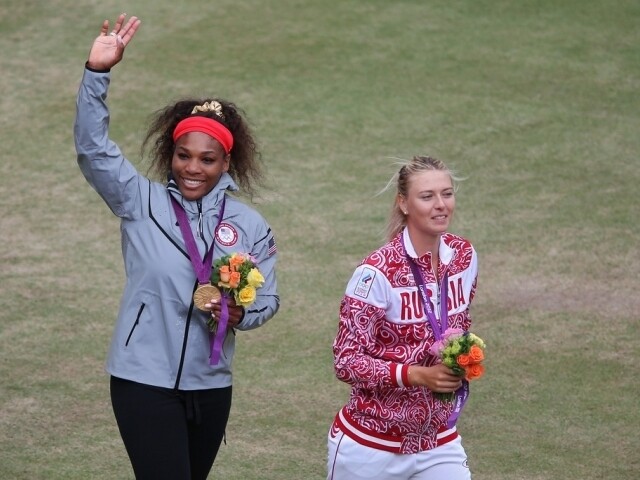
[[236, 307, 246, 327], [85, 62, 110, 73], [390, 363, 411, 388]]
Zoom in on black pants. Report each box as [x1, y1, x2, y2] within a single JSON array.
[[110, 376, 232, 480]]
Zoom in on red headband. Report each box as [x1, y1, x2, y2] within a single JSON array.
[[172, 116, 234, 154]]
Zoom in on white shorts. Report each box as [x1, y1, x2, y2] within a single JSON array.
[[327, 427, 471, 480]]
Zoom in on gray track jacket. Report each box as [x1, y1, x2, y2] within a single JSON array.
[[74, 68, 279, 390]]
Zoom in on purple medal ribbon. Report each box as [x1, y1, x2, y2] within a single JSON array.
[[209, 292, 230, 365], [446, 380, 469, 428], [401, 235, 448, 341], [401, 235, 468, 428], [171, 194, 228, 366]]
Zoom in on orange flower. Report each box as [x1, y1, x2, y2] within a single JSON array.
[[228, 271, 241, 289], [468, 345, 484, 363], [229, 255, 245, 272], [456, 353, 471, 366], [464, 363, 485, 381], [219, 265, 231, 283]]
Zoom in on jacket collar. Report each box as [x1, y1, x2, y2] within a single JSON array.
[[401, 228, 454, 265]]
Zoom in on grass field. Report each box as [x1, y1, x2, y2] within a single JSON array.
[[1, 1, 638, 479]]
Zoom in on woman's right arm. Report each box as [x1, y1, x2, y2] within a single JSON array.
[[333, 264, 463, 395], [333, 265, 403, 390], [74, 15, 142, 217]]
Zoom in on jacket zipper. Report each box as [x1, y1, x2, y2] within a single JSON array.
[[196, 199, 204, 238], [173, 281, 198, 389], [125, 303, 145, 346]]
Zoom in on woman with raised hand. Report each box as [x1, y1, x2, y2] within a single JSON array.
[[327, 156, 479, 480], [75, 14, 279, 480]]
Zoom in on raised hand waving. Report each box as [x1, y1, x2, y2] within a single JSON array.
[[87, 14, 141, 71]]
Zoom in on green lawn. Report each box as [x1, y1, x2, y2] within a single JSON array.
[[1, 1, 638, 478]]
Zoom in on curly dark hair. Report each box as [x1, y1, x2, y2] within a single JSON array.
[[141, 98, 263, 198]]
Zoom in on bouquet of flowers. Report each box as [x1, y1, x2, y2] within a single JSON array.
[[206, 252, 264, 332], [429, 328, 486, 401]]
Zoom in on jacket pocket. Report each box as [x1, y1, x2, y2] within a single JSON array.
[[125, 303, 146, 346]]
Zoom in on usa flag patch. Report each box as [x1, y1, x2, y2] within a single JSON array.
[[267, 236, 277, 256]]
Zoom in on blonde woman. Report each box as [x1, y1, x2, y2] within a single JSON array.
[[328, 156, 478, 480]]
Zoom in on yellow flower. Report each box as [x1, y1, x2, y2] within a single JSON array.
[[236, 286, 257, 306], [246, 268, 265, 288]]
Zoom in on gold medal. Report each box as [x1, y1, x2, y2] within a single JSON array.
[[193, 283, 221, 311]]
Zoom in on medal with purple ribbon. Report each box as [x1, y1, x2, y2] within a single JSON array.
[[171, 194, 228, 365], [401, 235, 469, 428]]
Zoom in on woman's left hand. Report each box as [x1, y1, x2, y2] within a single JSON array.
[[206, 296, 244, 328]]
